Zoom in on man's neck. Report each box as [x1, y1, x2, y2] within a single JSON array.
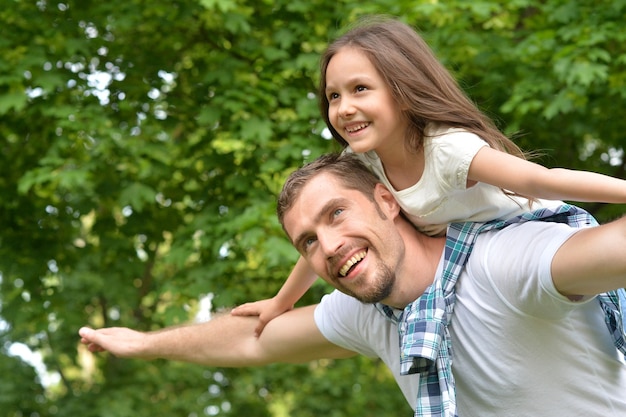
[[386, 220, 446, 309]]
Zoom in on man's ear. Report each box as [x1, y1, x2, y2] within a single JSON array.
[[374, 183, 401, 217]]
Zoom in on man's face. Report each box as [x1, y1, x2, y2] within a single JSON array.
[[283, 172, 405, 304]]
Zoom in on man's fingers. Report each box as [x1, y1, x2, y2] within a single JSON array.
[[79, 327, 101, 345], [79, 327, 94, 338], [86, 343, 104, 353], [78, 327, 106, 352]]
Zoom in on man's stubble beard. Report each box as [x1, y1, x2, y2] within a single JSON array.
[[332, 197, 401, 304], [337, 260, 396, 304]]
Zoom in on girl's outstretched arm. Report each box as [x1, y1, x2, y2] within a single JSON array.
[[468, 146, 626, 203], [232, 256, 318, 336]]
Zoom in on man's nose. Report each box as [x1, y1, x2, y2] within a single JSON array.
[[318, 229, 344, 258]]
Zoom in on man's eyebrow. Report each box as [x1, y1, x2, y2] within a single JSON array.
[[292, 197, 348, 250]]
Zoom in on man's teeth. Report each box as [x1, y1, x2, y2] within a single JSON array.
[[346, 123, 369, 133], [339, 251, 367, 277]]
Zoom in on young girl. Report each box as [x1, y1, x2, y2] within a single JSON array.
[[232, 17, 626, 335]]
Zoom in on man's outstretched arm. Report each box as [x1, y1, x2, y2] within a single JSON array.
[[79, 305, 356, 366], [552, 214, 626, 297]]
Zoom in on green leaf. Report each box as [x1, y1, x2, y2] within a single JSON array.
[[0, 91, 27, 114], [119, 182, 157, 212], [2, 2, 625, 416]]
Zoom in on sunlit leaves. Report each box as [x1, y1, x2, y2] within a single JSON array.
[[1, 1, 625, 416]]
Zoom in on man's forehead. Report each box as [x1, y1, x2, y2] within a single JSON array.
[[284, 174, 346, 235], [305, 172, 342, 193], [300, 172, 355, 203], [290, 174, 338, 212]]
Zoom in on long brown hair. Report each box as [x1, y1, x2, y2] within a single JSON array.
[[319, 16, 527, 159]]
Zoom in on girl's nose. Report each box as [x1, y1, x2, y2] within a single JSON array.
[[338, 97, 355, 118]]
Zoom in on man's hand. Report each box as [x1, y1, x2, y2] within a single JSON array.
[[79, 327, 154, 359]]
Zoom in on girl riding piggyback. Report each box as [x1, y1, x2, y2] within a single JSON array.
[[233, 17, 626, 334]]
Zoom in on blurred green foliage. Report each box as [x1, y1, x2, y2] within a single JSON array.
[[1, 0, 625, 415]]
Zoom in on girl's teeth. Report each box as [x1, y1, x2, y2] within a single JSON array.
[[347, 123, 368, 133]]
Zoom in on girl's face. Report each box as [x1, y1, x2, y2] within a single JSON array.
[[324, 47, 408, 154]]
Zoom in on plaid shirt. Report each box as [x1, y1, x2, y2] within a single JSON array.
[[376, 204, 626, 417]]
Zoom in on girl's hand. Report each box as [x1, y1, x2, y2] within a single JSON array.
[[231, 297, 294, 337]]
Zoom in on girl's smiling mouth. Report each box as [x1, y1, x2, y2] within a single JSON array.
[[345, 122, 370, 134]]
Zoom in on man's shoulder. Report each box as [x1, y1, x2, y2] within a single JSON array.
[[315, 291, 396, 358], [316, 290, 378, 317]]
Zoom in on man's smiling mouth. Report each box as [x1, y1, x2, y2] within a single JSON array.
[[339, 250, 367, 277]]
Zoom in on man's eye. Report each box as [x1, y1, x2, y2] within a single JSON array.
[[303, 237, 317, 251], [333, 208, 344, 217]]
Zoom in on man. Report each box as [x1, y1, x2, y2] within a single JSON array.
[[80, 153, 626, 416]]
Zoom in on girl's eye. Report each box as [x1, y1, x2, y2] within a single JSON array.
[[355, 85, 367, 92], [328, 92, 339, 101]]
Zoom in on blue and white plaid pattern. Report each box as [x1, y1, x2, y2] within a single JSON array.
[[376, 204, 626, 417]]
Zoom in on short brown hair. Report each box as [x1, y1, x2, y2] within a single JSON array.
[[277, 153, 380, 229]]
